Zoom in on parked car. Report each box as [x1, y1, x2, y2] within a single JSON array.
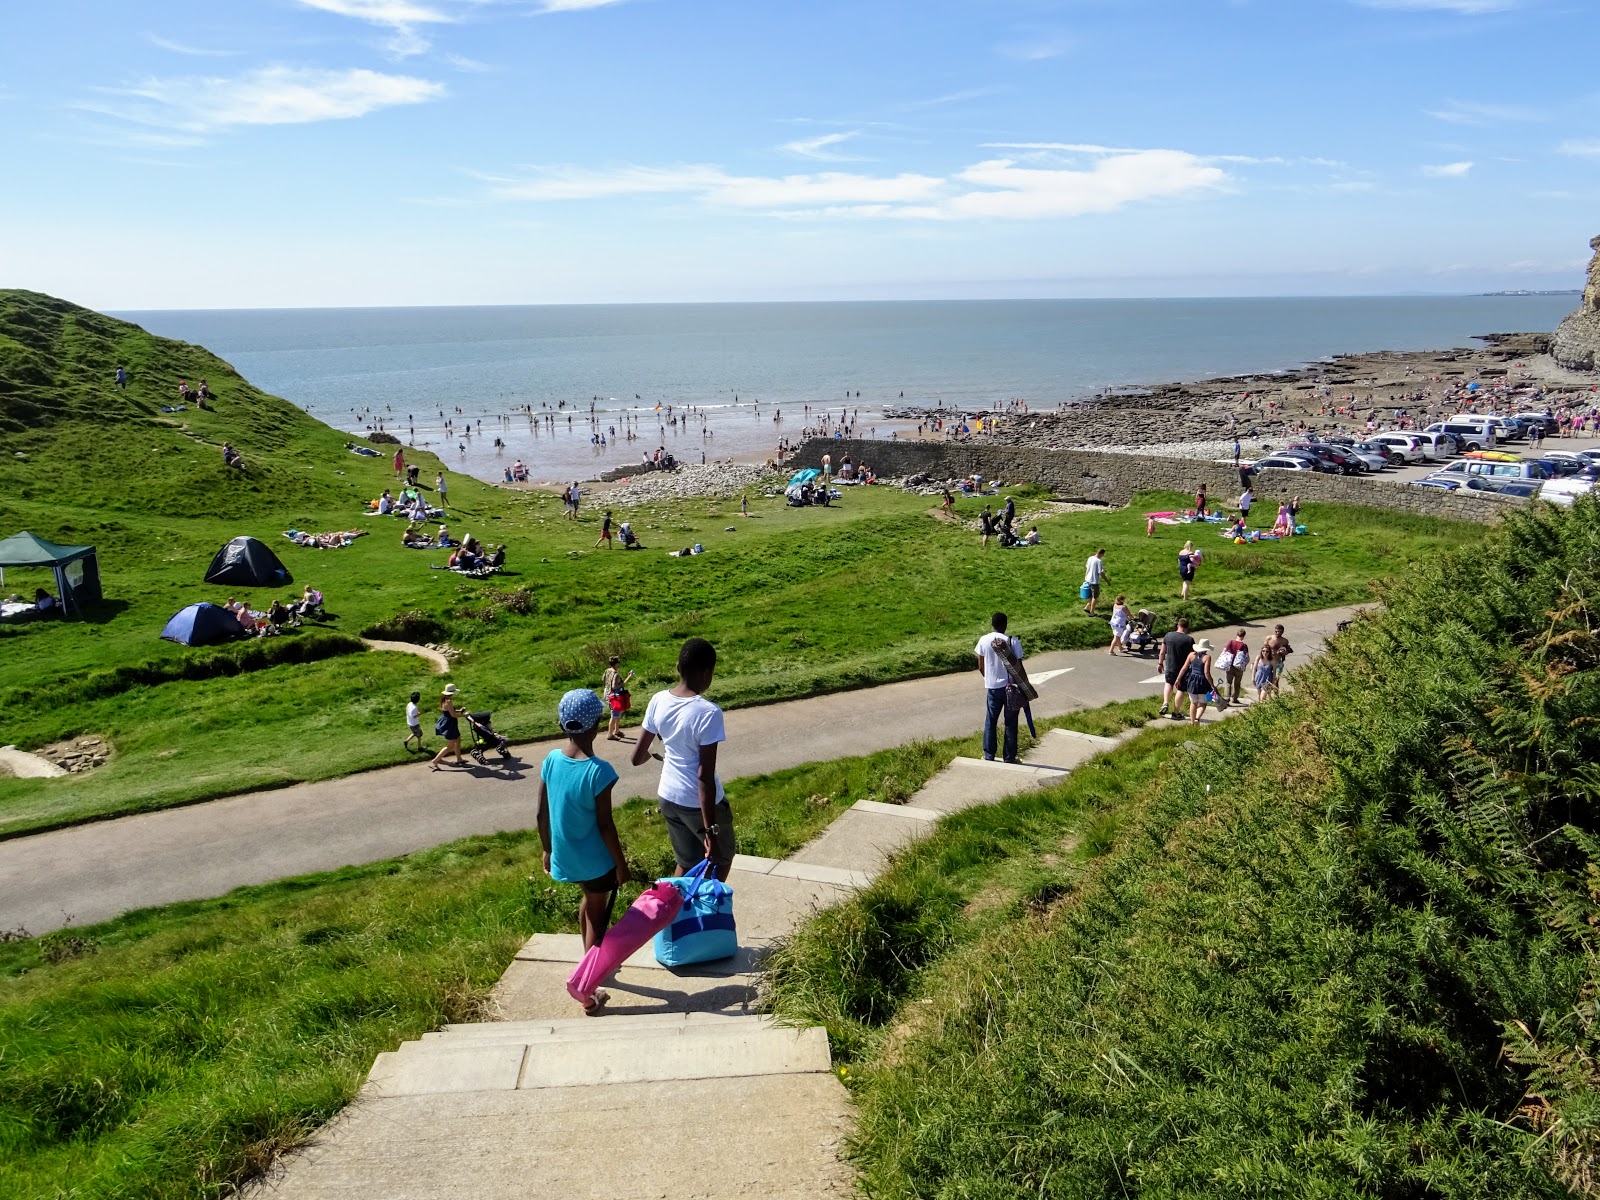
[[1541, 466, 1600, 508], [1540, 449, 1600, 469], [1410, 430, 1459, 461], [1514, 411, 1559, 436], [1249, 454, 1320, 473], [1452, 414, 1521, 443], [1289, 442, 1367, 474], [1536, 457, 1588, 478], [1425, 420, 1495, 453], [1428, 459, 1552, 484], [1367, 433, 1427, 464], [1346, 441, 1394, 471]]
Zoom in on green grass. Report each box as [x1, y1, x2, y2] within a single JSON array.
[[0, 694, 1156, 1200], [0, 289, 1481, 836], [762, 497, 1600, 1198]]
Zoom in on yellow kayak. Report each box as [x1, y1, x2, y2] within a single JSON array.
[[1461, 450, 1519, 462]]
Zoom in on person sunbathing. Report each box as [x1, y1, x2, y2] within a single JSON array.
[[402, 524, 430, 548]]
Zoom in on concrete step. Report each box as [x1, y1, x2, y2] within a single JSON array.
[[260, 1073, 855, 1199], [782, 806, 928, 876], [442, 1010, 738, 1036], [492, 956, 760, 1022], [1022, 727, 1120, 771], [512, 932, 771, 977], [417, 1014, 785, 1048], [366, 1023, 832, 1097], [909, 755, 1064, 815]]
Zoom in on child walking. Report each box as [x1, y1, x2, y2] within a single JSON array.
[[537, 689, 630, 1016], [403, 690, 424, 751], [1107, 595, 1130, 655]]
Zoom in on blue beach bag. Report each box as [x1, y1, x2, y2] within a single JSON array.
[[654, 859, 737, 967]]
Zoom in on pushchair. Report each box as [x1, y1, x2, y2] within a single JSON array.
[[1123, 610, 1158, 656], [466, 711, 512, 764]]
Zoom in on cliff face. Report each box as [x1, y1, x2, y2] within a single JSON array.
[[1552, 235, 1600, 371]]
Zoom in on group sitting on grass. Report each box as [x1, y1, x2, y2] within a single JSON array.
[[428, 534, 505, 574], [221, 586, 326, 636], [371, 488, 444, 523]]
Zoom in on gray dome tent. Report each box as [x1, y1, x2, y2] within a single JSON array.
[[203, 536, 291, 588]]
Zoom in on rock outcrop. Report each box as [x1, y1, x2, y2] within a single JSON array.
[[1553, 235, 1600, 371]]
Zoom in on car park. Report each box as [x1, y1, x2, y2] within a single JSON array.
[[1367, 433, 1427, 464]]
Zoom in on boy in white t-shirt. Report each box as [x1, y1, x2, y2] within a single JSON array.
[[632, 638, 734, 878], [403, 690, 424, 752]]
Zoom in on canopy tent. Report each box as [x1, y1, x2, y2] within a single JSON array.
[[203, 536, 291, 588], [0, 531, 102, 618], [161, 602, 242, 646], [788, 468, 821, 486]]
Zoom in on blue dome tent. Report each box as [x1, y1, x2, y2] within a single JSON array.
[[161, 602, 242, 647]]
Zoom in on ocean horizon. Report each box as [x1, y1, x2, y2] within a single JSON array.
[[119, 294, 1576, 484]]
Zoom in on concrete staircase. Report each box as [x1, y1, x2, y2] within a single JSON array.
[[255, 724, 1136, 1197]]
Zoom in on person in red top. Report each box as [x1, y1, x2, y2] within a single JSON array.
[[1222, 629, 1249, 704], [393, 447, 405, 480]]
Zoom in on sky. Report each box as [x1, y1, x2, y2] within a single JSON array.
[[1, 0, 1597, 309]]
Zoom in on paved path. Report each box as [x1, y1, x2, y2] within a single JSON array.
[[254, 723, 1148, 1198], [360, 638, 452, 673], [0, 605, 1357, 934]]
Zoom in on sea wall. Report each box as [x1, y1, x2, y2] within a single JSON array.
[[794, 437, 1526, 525]]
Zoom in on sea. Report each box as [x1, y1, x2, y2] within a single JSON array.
[[117, 296, 1575, 486]]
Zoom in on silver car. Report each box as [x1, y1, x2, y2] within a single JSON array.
[[1346, 442, 1394, 471], [1367, 433, 1426, 465]]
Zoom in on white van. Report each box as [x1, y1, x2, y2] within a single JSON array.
[[1425, 420, 1496, 452], [1408, 430, 1458, 461]]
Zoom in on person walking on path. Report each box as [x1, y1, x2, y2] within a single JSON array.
[[1108, 594, 1130, 654], [435, 472, 448, 513], [1083, 548, 1106, 614], [974, 612, 1025, 763], [429, 683, 468, 771], [595, 510, 614, 549], [538, 688, 631, 1015], [1264, 623, 1294, 693], [1180, 638, 1216, 724], [1158, 616, 1195, 719], [1253, 644, 1275, 702], [632, 638, 734, 879], [1222, 629, 1249, 703], [601, 655, 634, 741], [403, 690, 425, 752], [1178, 540, 1199, 600]]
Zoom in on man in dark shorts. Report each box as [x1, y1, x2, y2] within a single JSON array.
[[1158, 616, 1194, 719]]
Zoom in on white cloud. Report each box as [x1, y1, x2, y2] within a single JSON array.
[[481, 144, 1229, 220], [297, 0, 455, 56], [539, 0, 630, 9], [949, 149, 1225, 218], [88, 66, 445, 134], [781, 132, 863, 161], [145, 34, 243, 57], [1421, 160, 1474, 176], [1559, 139, 1600, 157], [1356, 0, 1521, 12], [444, 52, 495, 72], [1425, 98, 1545, 125]]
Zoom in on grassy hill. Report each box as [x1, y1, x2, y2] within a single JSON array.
[[0, 290, 1484, 835]]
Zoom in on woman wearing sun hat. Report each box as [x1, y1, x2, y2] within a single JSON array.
[[537, 688, 630, 1015], [1180, 637, 1216, 724], [429, 683, 468, 771]]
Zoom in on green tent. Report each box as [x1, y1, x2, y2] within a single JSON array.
[[0, 531, 102, 618]]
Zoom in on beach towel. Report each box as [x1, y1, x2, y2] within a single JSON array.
[[655, 860, 737, 967], [566, 880, 684, 1005]]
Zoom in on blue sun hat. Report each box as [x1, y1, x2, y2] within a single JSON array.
[[558, 688, 606, 733]]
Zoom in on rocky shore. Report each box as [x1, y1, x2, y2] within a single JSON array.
[[597, 460, 778, 505]]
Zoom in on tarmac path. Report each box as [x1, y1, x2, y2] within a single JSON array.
[[0, 605, 1357, 935]]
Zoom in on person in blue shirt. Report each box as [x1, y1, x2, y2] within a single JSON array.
[[537, 689, 631, 978]]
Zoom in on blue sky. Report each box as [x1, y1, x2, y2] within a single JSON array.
[[1, 0, 1597, 308]]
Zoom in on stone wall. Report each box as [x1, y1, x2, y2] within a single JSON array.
[[796, 437, 1526, 525], [1553, 234, 1600, 372]]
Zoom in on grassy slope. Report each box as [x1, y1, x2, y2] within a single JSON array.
[[765, 498, 1600, 1198], [0, 289, 1479, 835], [0, 699, 1159, 1200]]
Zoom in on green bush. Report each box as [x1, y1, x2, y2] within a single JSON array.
[[361, 609, 449, 642]]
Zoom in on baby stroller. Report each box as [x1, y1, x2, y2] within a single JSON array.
[[466, 711, 512, 764], [1123, 610, 1158, 656]]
